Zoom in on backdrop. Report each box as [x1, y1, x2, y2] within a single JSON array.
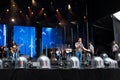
[[13, 26, 36, 58], [0, 24, 7, 46], [42, 27, 63, 50]]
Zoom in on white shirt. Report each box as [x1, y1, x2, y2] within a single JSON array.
[[89, 44, 94, 54], [75, 42, 84, 52], [112, 44, 119, 52]]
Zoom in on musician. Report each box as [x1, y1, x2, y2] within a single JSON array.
[[112, 40, 119, 59], [56, 48, 62, 60], [51, 53, 57, 61], [75, 37, 87, 63], [2, 46, 9, 58], [65, 44, 72, 60], [50, 48, 57, 61], [87, 41, 94, 57], [10, 41, 20, 61]]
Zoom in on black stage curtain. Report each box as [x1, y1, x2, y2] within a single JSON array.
[[0, 69, 120, 80]]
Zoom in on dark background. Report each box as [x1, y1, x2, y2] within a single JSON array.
[[0, 0, 119, 56]]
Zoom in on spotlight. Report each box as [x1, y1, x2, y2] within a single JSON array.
[[20, 10, 22, 13], [32, 0, 36, 4], [12, 4, 15, 7], [11, 18, 15, 22], [56, 9, 59, 12], [28, 6, 30, 9], [42, 8, 44, 10], [68, 4, 71, 10], [31, 12, 34, 15], [44, 13, 46, 16], [32, 0, 37, 6], [6, 9, 9, 12], [71, 21, 77, 25]]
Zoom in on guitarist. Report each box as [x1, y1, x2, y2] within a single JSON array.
[[10, 41, 20, 61], [65, 44, 72, 60]]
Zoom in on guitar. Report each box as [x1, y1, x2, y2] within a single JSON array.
[[10, 44, 24, 54], [65, 48, 72, 53]]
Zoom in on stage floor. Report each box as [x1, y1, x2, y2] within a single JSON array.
[[0, 68, 120, 80]]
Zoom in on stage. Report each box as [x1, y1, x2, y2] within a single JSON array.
[[1, 68, 120, 80]]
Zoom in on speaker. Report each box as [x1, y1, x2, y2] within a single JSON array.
[[2, 58, 13, 69]]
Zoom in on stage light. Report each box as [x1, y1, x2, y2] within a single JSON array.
[[20, 10, 22, 13], [56, 9, 63, 22], [10, 0, 19, 16], [38, 8, 44, 16], [31, 12, 34, 15], [32, 0, 35, 3], [28, 6, 33, 17], [32, 0, 37, 6], [44, 13, 46, 16], [58, 20, 68, 26], [6, 9, 9, 12], [84, 16, 86, 19], [68, 4, 73, 14], [68, 4, 71, 10], [56, 9, 59, 12], [42, 8, 44, 10], [71, 21, 77, 25], [28, 6, 30, 9], [12, 4, 15, 7], [11, 18, 15, 22]]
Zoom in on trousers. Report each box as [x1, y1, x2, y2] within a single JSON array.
[[75, 51, 82, 62]]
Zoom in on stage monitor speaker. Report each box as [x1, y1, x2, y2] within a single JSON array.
[[2, 58, 13, 69]]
